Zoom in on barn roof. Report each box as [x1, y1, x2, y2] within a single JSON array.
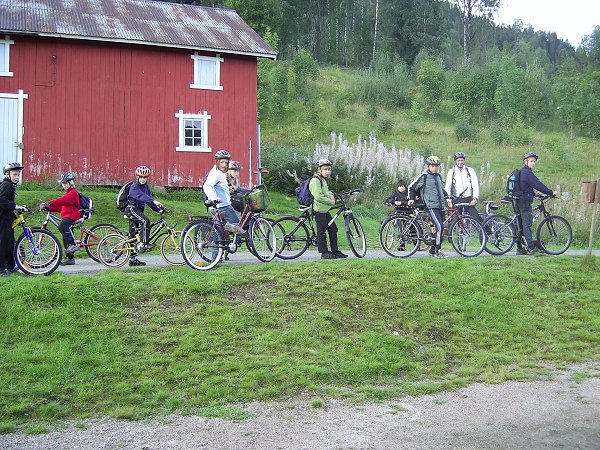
[[0, 0, 277, 59]]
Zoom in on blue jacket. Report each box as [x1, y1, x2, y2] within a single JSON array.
[[128, 182, 160, 212], [519, 166, 553, 201]]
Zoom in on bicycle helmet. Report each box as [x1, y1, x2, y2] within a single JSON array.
[[135, 165, 151, 177], [454, 151, 466, 160], [316, 158, 333, 168], [3, 162, 24, 174], [425, 155, 441, 166], [214, 149, 231, 160], [58, 172, 75, 183], [228, 160, 241, 170], [522, 151, 538, 161]]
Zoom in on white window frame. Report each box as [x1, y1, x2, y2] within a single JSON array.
[[0, 36, 14, 77], [190, 53, 223, 91], [175, 110, 212, 153]]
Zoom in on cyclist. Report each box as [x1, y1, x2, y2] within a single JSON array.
[[0, 162, 26, 276], [125, 165, 164, 266], [203, 150, 246, 235], [310, 158, 348, 259], [515, 152, 556, 255], [44, 172, 82, 266], [445, 151, 480, 219], [408, 155, 449, 258], [384, 180, 410, 213], [226, 160, 251, 212]]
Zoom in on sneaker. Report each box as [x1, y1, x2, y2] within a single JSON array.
[[65, 244, 79, 253], [321, 252, 337, 260], [60, 258, 75, 266], [332, 250, 348, 258], [434, 250, 448, 258], [8, 267, 19, 274], [129, 258, 147, 266], [429, 248, 437, 257], [0, 270, 8, 277], [142, 243, 156, 252], [516, 248, 527, 255], [525, 248, 541, 255]]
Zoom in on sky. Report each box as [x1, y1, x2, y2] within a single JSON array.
[[494, 0, 600, 48]]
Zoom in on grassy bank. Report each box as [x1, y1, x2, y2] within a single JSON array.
[[1, 257, 598, 433]]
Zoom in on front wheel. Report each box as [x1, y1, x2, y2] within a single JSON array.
[[83, 223, 123, 263], [97, 234, 131, 268], [482, 214, 515, 255], [448, 216, 487, 257], [379, 216, 422, 258], [346, 215, 366, 258], [181, 220, 223, 270], [15, 228, 62, 275], [248, 217, 276, 262], [272, 216, 310, 260], [536, 215, 572, 255], [161, 231, 185, 266]]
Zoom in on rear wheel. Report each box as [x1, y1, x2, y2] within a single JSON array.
[[248, 217, 276, 262], [97, 234, 131, 268], [346, 216, 366, 258], [15, 228, 62, 275], [448, 216, 486, 257], [482, 214, 515, 255], [379, 216, 421, 258], [161, 231, 185, 266], [536, 215, 572, 255], [181, 220, 223, 271], [83, 223, 122, 263], [272, 216, 310, 260]]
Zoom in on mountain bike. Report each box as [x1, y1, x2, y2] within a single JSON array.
[[97, 209, 184, 267], [37, 206, 122, 263], [181, 186, 276, 270], [482, 194, 572, 255], [379, 200, 486, 257], [12, 206, 62, 275], [272, 189, 366, 259]]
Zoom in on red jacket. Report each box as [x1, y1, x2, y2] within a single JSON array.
[[48, 187, 81, 220]]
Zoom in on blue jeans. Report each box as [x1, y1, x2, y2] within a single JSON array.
[[210, 205, 240, 259]]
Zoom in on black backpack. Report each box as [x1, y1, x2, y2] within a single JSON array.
[[116, 181, 134, 212], [506, 169, 522, 199]]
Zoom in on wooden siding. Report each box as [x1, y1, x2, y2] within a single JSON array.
[[0, 35, 259, 187]]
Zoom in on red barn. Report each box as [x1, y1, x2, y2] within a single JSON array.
[[0, 0, 276, 187]]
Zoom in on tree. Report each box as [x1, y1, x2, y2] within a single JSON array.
[[448, 0, 500, 63]]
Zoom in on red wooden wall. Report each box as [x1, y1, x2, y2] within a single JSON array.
[[0, 35, 259, 187]]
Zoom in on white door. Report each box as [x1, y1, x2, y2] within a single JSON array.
[[0, 90, 27, 168]]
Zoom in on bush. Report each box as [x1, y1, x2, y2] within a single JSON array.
[[261, 144, 312, 194], [510, 123, 533, 146], [490, 121, 511, 145], [367, 104, 378, 120], [454, 115, 479, 142], [378, 117, 394, 136]]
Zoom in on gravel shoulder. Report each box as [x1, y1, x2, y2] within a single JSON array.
[[3, 364, 599, 449]]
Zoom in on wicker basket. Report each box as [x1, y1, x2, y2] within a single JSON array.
[[245, 185, 270, 212]]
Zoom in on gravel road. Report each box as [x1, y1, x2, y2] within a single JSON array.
[[2, 364, 598, 449]]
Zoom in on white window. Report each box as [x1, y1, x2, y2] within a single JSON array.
[[190, 53, 223, 90], [0, 36, 14, 77], [175, 110, 211, 152]]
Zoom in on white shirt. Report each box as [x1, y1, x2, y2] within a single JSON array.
[[445, 166, 479, 199], [203, 166, 231, 207]]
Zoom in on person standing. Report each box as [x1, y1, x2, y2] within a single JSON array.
[[445, 151, 480, 219], [0, 163, 25, 276]]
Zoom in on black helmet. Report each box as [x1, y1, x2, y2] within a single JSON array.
[[58, 172, 75, 183], [454, 151, 466, 160], [425, 155, 441, 166], [523, 152, 538, 161], [397, 179, 407, 187], [316, 158, 333, 168], [214, 149, 231, 160], [3, 162, 24, 174]]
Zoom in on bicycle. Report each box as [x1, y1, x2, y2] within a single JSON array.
[[97, 209, 185, 267], [379, 199, 487, 258], [482, 194, 572, 255], [181, 185, 276, 270], [12, 206, 63, 275], [37, 204, 122, 263], [272, 189, 367, 259]]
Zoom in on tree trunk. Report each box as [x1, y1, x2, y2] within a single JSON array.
[[371, 0, 379, 68]]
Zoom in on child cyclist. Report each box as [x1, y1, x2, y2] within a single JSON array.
[[125, 165, 164, 266], [408, 155, 449, 258], [44, 172, 82, 266], [384, 180, 410, 213], [0, 162, 26, 276]]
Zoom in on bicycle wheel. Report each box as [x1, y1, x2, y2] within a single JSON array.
[[379, 216, 422, 258], [272, 216, 310, 260], [482, 214, 515, 255], [448, 215, 487, 257], [15, 228, 62, 275], [97, 233, 131, 268], [83, 223, 123, 263], [181, 220, 223, 270], [346, 215, 366, 258], [536, 215, 572, 255], [248, 217, 276, 262], [161, 231, 185, 266]]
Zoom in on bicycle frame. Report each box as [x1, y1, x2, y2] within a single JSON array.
[[39, 211, 97, 249]]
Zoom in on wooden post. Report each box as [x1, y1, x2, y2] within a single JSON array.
[[589, 179, 600, 257]]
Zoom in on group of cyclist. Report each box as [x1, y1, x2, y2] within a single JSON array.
[[0, 148, 556, 274]]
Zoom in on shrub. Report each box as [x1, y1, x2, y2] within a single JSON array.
[[367, 104, 378, 120], [490, 121, 511, 145], [378, 117, 394, 136], [510, 123, 533, 146], [454, 115, 479, 142]]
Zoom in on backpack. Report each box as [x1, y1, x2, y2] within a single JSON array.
[[116, 181, 134, 212], [78, 192, 93, 220], [295, 176, 322, 206], [506, 169, 522, 199]]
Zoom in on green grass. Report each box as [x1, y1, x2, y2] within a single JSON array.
[[1, 257, 598, 429]]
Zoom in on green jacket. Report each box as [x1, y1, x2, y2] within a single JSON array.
[[309, 175, 331, 213]]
